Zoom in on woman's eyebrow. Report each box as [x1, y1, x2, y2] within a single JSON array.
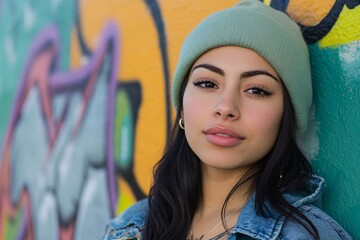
[[241, 70, 279, 82], [192, 64, 225, 76], [192, 65, 279, 82]]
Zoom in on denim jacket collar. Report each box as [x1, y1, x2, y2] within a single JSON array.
[[104, 175, 325, 240]]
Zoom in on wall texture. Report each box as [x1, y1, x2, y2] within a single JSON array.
[[0, 0, 359, 239]]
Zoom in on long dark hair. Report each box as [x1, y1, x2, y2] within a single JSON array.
[[144, 77, 319, 239]]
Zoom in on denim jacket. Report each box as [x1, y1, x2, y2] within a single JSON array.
[[102, 175, 352, 240]]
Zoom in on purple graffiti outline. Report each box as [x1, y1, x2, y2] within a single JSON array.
[[49, 21, 120, 215]]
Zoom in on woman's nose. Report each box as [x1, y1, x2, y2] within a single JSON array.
[[213, 92, 240, 120]]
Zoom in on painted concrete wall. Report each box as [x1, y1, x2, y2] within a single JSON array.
[[0, 0, 359, 239]]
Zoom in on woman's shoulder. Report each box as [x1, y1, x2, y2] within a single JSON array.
[[101, 198, 148, 240], [280, 175, 352, 239], [280, 204, 352, 240], [234, 175, 352, 240]]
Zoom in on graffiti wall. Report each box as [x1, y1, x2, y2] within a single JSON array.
[[0, 0, 359, 239]]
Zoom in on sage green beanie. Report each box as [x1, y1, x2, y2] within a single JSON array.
[[171, 0, 312, 136]]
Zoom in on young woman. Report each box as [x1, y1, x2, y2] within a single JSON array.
[[102, 1, 352, 239]]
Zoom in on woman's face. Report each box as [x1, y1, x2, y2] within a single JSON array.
[[182, 46, 284, 171]]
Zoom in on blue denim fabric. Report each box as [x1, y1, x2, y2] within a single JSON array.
[[102, 175, 352, 240], [102, 198, 148, 240]]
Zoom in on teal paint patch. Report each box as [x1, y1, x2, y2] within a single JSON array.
[[0, 0, 75, 152], [309, 42, 360, 239]]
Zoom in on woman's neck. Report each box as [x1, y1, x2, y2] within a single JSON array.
[[189, 166, 252, 239], [200, 165, 252, 212]]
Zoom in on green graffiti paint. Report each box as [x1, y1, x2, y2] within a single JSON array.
[[115, 90, 134, 170], [3, 205, 25, 239]]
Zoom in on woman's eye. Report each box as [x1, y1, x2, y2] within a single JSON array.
[[246, 87, 272, 97], [193, 80, 218, 89]]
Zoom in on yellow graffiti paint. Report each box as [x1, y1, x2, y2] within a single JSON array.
[[320, 6, 360, 47], [287, 0, 335, 26], [73, 0, 168, 194], [263, 0, 271, 6], [160, 0, 238, 75], [116, 177, 136, 214]]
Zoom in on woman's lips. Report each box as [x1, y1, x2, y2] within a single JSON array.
[[203, 127, 245, 147]]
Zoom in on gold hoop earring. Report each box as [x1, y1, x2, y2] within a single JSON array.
[[179, 118, 185, 130]]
